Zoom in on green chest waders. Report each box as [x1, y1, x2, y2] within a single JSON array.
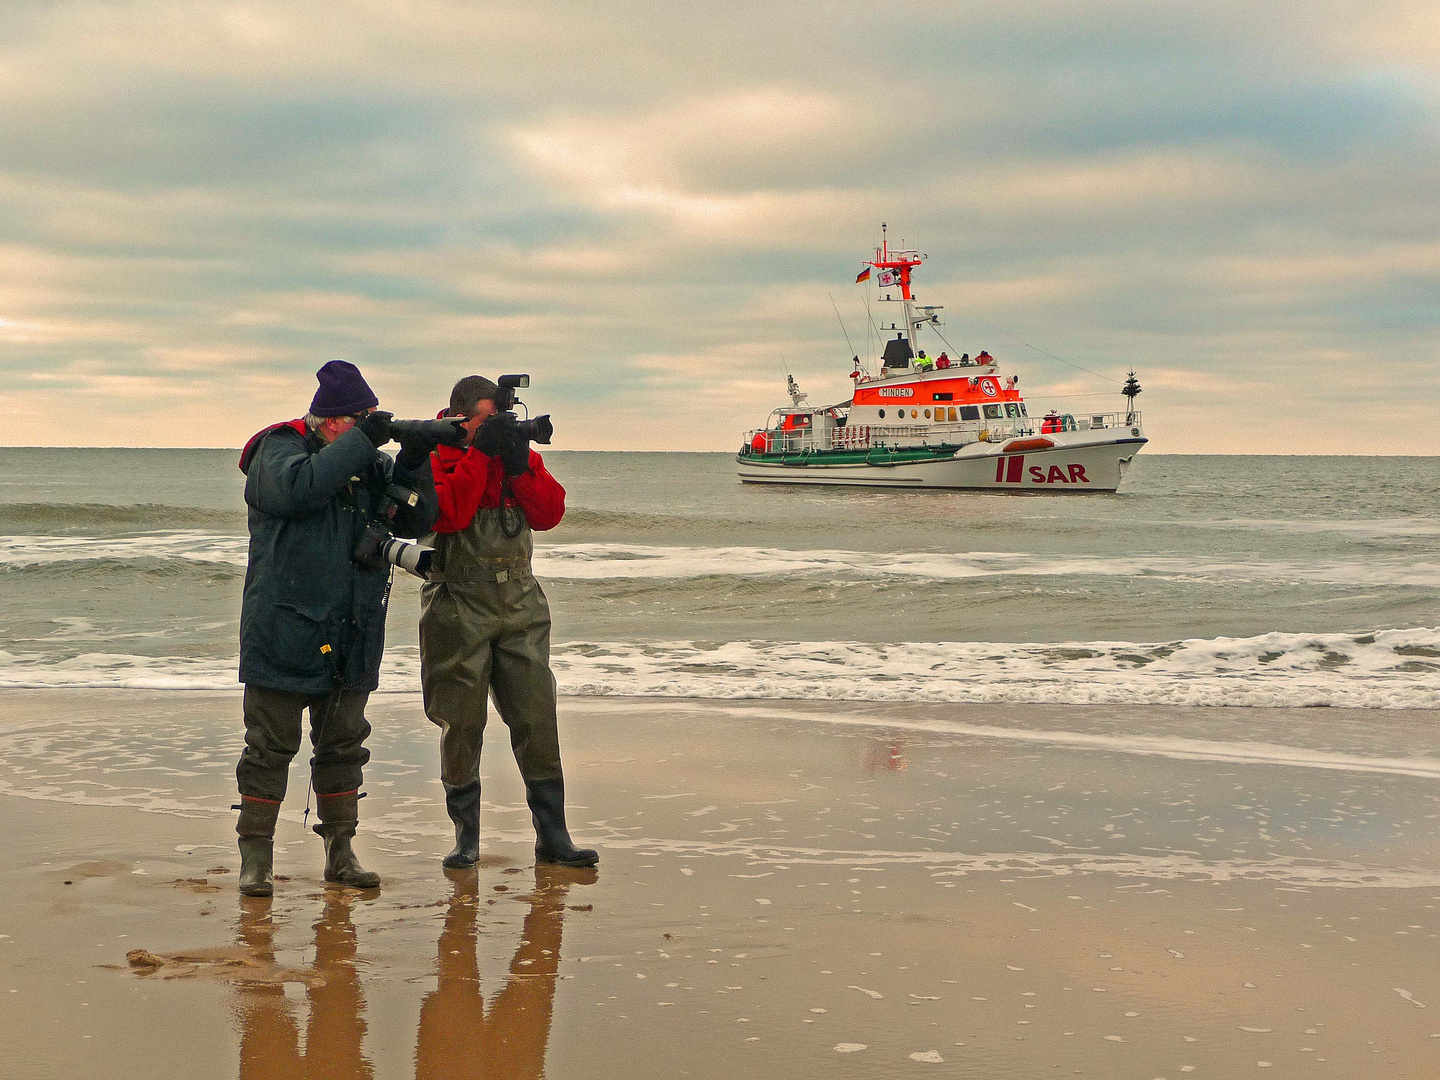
[[420, 506, 562, 789], [418, 504, 597, 867]]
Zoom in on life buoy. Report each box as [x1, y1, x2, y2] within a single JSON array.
[[1061, 414, 1077, 432]]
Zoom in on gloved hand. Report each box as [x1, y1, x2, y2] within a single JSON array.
[[499, 429, 531, 477], [356, 410, 394, 448], [434, 418, 469, 447], [471, 413, 509, 456], [396, 434, 431, 470]]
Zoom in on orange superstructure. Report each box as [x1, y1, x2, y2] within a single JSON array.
[[850, 373, 1020, 409]]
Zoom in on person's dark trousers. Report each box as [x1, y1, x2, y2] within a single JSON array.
[[236, 685, 373, 803]]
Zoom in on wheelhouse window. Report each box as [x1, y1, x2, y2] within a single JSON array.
[[983, 404, 1002, 420], [1005, 403, 1021, 418], [959, 405, 980, 421]]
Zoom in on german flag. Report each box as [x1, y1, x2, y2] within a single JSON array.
[[855, 267, 871, 283]]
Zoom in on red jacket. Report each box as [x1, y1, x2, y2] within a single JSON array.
[[429, 443, 566, 534]]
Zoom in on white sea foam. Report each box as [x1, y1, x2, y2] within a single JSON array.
[[548, 629, 1440, 709], [0, 650, 243, 690], [537, 544, 1440, 588], [0, 531, 248, 568], [2, 627, 1436, 708], [2, 534, 1437, 588]]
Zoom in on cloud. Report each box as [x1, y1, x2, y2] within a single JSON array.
[[0, 0, 1435, 452]]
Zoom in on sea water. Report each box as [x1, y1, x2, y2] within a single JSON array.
[[0, 448, 1435, 708]]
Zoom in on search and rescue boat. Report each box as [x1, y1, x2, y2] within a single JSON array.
[[736, 234, 1147, 492]]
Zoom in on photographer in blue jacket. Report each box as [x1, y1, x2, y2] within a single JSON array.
[[233, 360, 438, 896]]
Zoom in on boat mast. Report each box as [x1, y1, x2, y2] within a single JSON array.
[[868, 222, 938, 363]]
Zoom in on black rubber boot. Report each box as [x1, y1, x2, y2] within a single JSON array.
[[442, 780, 482, 869], [236, 796, 281, 898], [314, 791, 381, 889], [525, 777, 599, 868]]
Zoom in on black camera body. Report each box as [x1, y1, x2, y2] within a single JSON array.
[[495, 374, 553, 444], [353, 483, 434, 579]]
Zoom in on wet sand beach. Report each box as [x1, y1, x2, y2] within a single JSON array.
[[3, 690, 1440, 1078]]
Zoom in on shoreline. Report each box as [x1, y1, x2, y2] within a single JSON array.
[[4, 690, 1440, 1076]]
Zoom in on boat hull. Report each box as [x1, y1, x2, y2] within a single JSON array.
[[736, 437, 1147, 492]]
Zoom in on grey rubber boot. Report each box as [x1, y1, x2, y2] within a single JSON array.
[[525, 778, 599, 868], [442, 780, 482, 869], [236, 796, 281, 898], [314, 791, 381, 889]]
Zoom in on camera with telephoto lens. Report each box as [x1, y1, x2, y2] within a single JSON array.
[[353, 483, 434, 579], [388, 417, 469, 447], [494, 374, 553, 444]]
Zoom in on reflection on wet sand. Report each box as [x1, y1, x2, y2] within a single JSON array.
[[230, 867, 595, 1080], [862, 737, 908, 773], [234, 892, 373, 1079], [417, 866, 595, 1079]]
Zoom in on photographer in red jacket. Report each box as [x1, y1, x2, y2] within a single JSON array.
[[418, 375, 597, 870]]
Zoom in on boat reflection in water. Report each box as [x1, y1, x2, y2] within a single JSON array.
[[231, 866, 595, 1079]]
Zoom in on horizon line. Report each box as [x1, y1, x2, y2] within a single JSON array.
[[1, 446, 1437, 458]]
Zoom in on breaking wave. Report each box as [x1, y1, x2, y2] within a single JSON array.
[[2, 627, 1435, 708], [2, 535, 1437, 590]]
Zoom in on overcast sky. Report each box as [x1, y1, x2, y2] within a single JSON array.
[[1, 0, 1436, 452]]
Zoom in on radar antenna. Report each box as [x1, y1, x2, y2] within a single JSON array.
[[786, 374, 809, 406]]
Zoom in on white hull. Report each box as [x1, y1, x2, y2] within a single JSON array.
[[737, 437, 1147, 492]]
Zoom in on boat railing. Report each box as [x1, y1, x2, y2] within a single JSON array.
[[1046, 410, 1142, 433], [743, 423, 992, 454], [741, 410, 1142, 456]]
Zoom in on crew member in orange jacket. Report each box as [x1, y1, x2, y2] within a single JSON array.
[[418, 375, 598, 870]]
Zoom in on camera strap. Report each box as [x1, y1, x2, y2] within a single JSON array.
[[499, 477, 524, 539], [302, 642, 348, 832], [380, 564, 395, 614]]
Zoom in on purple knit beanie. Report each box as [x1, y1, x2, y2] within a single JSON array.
[[309, 360, 379, 417]]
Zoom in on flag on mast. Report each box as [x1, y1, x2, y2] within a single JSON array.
[[855, 267, 871, 283]]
